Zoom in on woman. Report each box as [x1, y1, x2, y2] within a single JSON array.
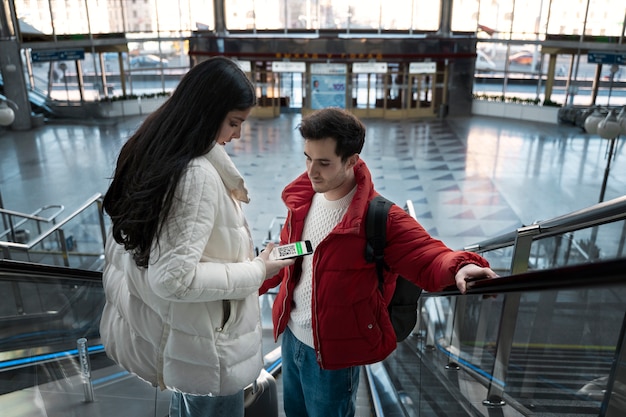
[[99, 56, 293, 417]]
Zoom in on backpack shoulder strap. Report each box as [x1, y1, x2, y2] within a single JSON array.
[[365, 196, 394, 292]]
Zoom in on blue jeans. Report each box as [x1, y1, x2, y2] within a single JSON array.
[[281, 326, 359, 417], [169, 390, 244, 417]]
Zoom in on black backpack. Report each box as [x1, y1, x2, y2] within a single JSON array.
[[365, 196, 423, 342]]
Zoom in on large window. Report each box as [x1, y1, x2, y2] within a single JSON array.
[[15, 0, 208, 100], [453, 0, 625, 38], [16, 0, 624, 41], [460, 0, 626, 107], [224, 0, 440, 31], [547, 0, 625, 37], [12, 0, 626, 107], [15, 0, 215, 35], [15, 0, 626, 41]]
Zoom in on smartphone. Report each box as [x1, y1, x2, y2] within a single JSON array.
[[271, 240, 314, 260]]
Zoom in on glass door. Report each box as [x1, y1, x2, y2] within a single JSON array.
[[408, 62, 437, 118], [251, 61, 280, 118], [351, 62, 388, 118]]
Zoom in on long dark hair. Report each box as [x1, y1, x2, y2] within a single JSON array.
[[103, 57, 256, 267]]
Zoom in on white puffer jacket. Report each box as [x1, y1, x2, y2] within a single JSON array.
[[100, 144, 266, 396]]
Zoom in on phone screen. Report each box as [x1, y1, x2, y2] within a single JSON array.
[[271, 240, 314, 260]]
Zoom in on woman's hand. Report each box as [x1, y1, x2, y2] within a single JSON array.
[[258, 243, 295, 279]]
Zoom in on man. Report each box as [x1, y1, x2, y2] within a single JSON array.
[[260, 107, 498, 417]]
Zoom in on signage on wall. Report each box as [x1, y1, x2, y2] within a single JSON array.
[[31, 49, 85, 62], [409, 62, 437, 74], [310, 63, 348, 110], [310, 63, 347, 75], [352, 62, 388, 73], [587, 51, 625, 65], [233, 60, 251, 72], [271, 61, 306, 72]]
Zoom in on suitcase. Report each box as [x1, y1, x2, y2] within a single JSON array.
[[244, 368, 279, 417]]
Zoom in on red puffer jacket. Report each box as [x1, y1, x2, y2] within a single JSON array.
[[260, 159, 490, 369]]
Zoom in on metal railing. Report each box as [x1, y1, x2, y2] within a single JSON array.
[[0, 204, 64, 243], [411, 194, 626, 416], [1, 193, 625, 416], [464, 194, 626, 255], [0, 193, 107, 270]]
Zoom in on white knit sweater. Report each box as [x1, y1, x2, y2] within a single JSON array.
[[288, 187, 357, 347]]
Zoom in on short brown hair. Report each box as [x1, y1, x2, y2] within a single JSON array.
[[298, 107, 366, 161]]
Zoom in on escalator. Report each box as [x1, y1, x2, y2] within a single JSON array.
[[365, 196, 626, 416], [2, 194, 626, 416], [380, 258, 626, 417], [0, 260, 282, 417], [0, 75, 55, 120], [0, 261, 107, 396], [2, 258, 626, 416]]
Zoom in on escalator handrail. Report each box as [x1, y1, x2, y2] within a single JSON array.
[[0, 193, 103, 251], [365, 362, 407, 417], [0, 258, 102, 282], [426, 257, 626, 296], [464, 194, 626, 252], [0, 204, 65, 241], [0, 205, 64, 222]]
